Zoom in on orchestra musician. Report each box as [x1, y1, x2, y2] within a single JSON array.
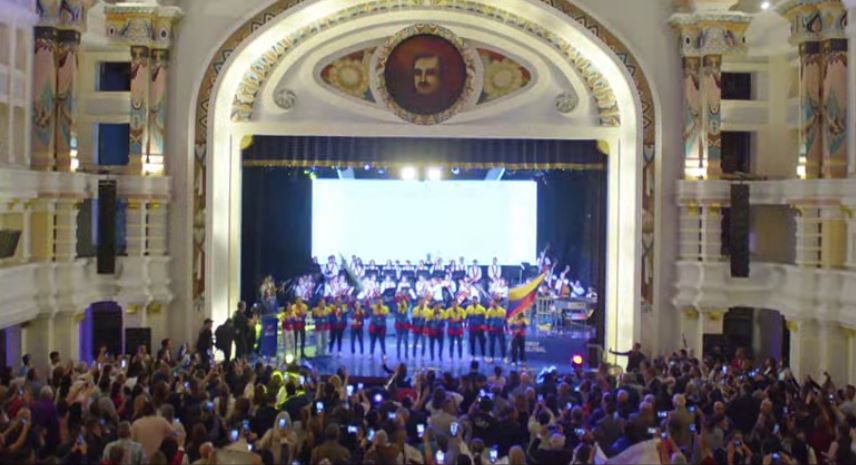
[[393, 293, 411, 360], [446, 301, 466, 360], [486, 300, 507, 363], [369, 298, 389, 358], [350, 300, 366, 355], [411, 299, 429, 359], [488, 257, 501, 283], [323, 255, 339, 281], [467, 259, 482, 283], [466, 296, 487, 359], [509, 312, 529, 365]]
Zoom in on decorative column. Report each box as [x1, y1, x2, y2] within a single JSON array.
[[31, 25, 57, 170], [129, 45, 149, 175], [793, 205, 823, 267], [681, 308, 725, 358], [779, 0, 849, 179], [146, 201, 168, 255], [125, 199, 146, 256], [786, 319, 820, 380], [847, 0, 856, 177], [671, 3, 751, 179], [52, 198, 79, 262], [31, 0, 92, 171], [819, 205, 847, 267], [104, 5, 182, 176], [679, 204, 703, 260], [28, 199, 55, 262], [844, 203, 856, 269], [817, 322, 850, 383]]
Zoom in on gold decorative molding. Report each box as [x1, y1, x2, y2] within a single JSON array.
[[683, 307, 700, 319], [786, 320, 800, 332]]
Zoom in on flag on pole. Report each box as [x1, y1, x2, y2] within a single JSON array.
[[339, 254, 364, 295], [507, 272, 546, 319]]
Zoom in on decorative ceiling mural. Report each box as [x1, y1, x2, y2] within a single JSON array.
[[320, 48, 375, 101], [316, 33, 534, 122]]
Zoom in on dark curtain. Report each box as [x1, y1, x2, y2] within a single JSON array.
[[536, 170, 607, 343], [240, 168, 313, 302], [243, 136, 605, 170]]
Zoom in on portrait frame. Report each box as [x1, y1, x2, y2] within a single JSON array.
[[372, 24, 479, 125]]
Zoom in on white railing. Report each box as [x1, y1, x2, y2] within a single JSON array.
[[676, 178, 856, 206], [673, 260, 856, 328], [0, 256, 173, 329]]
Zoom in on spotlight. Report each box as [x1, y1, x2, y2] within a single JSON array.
[[760, 1, 770, 10], [572, 354, 584, 366], [426, 167, 443, 181], [363, 164, 371, 171], [401, 166, 417, 181], [377, 168, 385, 175], [285, 354, 294, 364], [451, 167, 460, 175]]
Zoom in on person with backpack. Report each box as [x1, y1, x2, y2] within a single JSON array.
[[214, 318, 235, 363]]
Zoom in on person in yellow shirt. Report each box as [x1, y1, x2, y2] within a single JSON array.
[[486, 300, 507, 363], [312, 299, 330, 357], [410, 300, 429, 359], [369, 297, 390, 358], [466, 297, 487, 359], [394, 294, 411, 360], [446, 301, 466, 360], [427, 302, 446, 362], [289, 298, 309, 359]]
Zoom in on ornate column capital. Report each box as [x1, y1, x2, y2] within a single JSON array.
[[104, 4, 183, 48], [36, 0, 96, 32], [669, 12, 752, 57], [778, 0, 848, 43]]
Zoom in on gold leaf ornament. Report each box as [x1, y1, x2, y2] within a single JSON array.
[[328, 59, 370, 98], [483, 58, 524, 100]]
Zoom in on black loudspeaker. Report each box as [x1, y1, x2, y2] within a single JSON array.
[[97, 180, 117, 274], [0, 230, 21, 258], [125, 327, 151, 355], [92, 306, 123, 357], [729, 184, 750, 277]]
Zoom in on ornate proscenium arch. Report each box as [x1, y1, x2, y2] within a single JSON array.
[[192, 0, 657, 319], [229, 1, 622, 125]]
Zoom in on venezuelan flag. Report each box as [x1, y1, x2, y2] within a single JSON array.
[[507, 272, 546, 319], [339, 254, 364, 294]]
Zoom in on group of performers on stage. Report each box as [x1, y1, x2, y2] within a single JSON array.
[[251, 251, 595, 366], [273, 293, 532, 365]]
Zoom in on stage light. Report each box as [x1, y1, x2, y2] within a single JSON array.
[[451, 167, 460, 175], [363, 164, 371, 171], [760, 1, 771, 10], [572, 354, 584, 366], [400, 166, 417, 181], [285, 354, 294, 364], [427, 167, 443, 181], [378, 168, 385, 175]]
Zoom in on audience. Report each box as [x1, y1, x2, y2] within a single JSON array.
[[1, 338, 855, 465]]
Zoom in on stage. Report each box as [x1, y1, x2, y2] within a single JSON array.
[[257, 319, 594, 377]]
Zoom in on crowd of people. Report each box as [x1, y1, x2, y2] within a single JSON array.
[[1, 336, 854, 465]]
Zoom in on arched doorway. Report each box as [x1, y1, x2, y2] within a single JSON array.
[[189, 0, 659, 358]]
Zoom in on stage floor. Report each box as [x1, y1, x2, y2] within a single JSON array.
[[259, 326, 594, 377]]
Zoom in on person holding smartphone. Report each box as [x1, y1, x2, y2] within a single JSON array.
[[310, 424, 351, 464]]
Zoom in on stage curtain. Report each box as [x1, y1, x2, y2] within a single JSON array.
[[241, 168, 313, 302], [242, 136, 605, 170]]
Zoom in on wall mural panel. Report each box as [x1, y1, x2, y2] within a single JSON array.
[[193, 0, 658, 317]]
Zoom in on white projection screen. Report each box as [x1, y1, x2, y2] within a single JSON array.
[[311, 179, 537, 265]]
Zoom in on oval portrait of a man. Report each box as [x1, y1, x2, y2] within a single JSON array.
[[383, 33, 467, 116]]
